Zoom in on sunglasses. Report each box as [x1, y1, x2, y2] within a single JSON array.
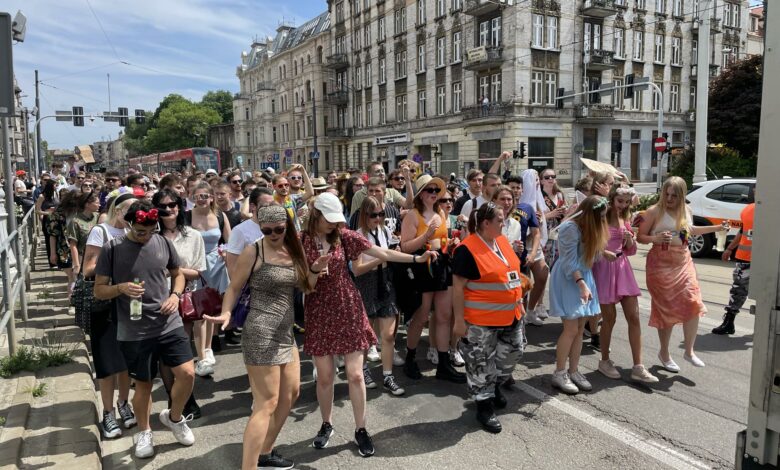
[[423, 187, 441, 194], [82, 184, 93, 189], [288, 176, 302, 181], [260, 226, 286, 235], [392, 177, 405, 182], [231, 179, 243, 184], [195, 193, 211, 200], [156, 202, 178, 210], [368, 211, 385, 219], [131, 226, 160, 237], [439, 198, 454, 203], [106, 178, 120, 183], [77, 177, 85, 180], [543, 175, 557, 180], [276, 183, 290, 188]]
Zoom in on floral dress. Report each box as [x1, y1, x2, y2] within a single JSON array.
[[301, 228, 377, 357], [542, 191, 566, 267], [47, 210, 72, 266]]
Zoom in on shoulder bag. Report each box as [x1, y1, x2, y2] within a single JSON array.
[[229, 242, 261, 329]]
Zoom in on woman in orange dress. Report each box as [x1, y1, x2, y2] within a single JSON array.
[[637, 176, 728, 372]]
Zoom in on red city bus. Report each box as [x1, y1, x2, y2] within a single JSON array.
[[128, 147, 221, 175]]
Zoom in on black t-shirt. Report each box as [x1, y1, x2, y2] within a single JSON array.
[[223, 206, 242, 229], [451, 243, 481, 281], [349, 203, 402, 235]]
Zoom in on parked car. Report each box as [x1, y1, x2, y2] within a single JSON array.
[[685, 178, 756, 257]]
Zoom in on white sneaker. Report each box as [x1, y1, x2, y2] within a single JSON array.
[[134, 430, 154, 458], [551, 370, 579, 395], [569, 371, 593, 391], [203, 348, 216, 366], [159, 409, 195, 446], [426, 347, 439, 365], [449, 348, 465, 367], [392, 349, 406, 366], [195, 360, 214, 377], [525, 309, 545, 327], [336, 355, 345, 369], [598, 359, 621, 379], [631, 364, 660, 383], [536, 303, 549, 320], [367, 345, 381, 362]]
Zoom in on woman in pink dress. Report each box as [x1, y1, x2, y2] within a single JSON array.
[[592, 185, 658, 383]]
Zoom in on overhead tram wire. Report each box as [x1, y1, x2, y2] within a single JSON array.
[[39, 61, 123, 84], [85, 0, 122, 61], [39, 82, 109, 105]]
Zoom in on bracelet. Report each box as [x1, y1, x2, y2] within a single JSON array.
[[575, 278, 584, 284], [413, 255, 418, 264], [310, 267, 322, 274], [171, 291, 182, 298]]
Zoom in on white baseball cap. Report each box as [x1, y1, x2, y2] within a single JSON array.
[[313, 192, 346, 224], [205, 168, 218, 176]]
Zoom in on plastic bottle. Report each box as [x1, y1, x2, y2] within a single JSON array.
[[130, 278, 142, 321]]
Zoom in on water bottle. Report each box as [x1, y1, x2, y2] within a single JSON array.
[[129, 278, 143, 321]]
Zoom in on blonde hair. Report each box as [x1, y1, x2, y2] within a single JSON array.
[[192, 181, 218, 214], [656, 176, 690, 231], [575, 196, 610, 267], [607, 184, 633, 223]]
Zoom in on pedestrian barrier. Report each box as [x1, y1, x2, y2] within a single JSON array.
[[0, 206, 38, 356]]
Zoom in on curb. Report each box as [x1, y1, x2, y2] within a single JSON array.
[[0, 371, 36, 469]]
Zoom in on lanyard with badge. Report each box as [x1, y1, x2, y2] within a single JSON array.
[[477, 234, 521, 289]]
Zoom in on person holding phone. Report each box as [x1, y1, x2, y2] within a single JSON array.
[[548, 196, 615, 395]]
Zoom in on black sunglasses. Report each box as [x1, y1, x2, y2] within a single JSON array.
[[423, 187, 441, 194], [439, 198, 454, 203], [543, 175, 557, 180], [231, 179, 243, 184], [368, 211, 385, 219], [261, 226, 286, 236], [392, 176, 406, 181], [156, 202, 178, 210]]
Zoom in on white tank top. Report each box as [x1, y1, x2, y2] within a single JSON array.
[[652, 210, 692, 246]]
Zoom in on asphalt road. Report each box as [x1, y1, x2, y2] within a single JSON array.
[[102, 246, 752, 470]]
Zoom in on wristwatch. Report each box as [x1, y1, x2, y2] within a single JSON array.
[[171, 291, 182, 298]]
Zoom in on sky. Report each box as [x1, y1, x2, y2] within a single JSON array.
[[5, 0, 325, 151]]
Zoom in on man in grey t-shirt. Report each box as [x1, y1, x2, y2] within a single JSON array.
[[94, 201, 195, 459]]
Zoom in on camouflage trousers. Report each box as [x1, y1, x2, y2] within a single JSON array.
[[458, 320, 525, 401], [725, 262, 751, 316]]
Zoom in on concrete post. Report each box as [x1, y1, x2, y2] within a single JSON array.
[[693, 0, 711, 183]]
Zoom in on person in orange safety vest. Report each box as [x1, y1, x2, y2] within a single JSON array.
[[453, 202, 531, 434]]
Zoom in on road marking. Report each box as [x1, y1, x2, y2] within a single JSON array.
[[636, 296, 754, 336], [514, 381, 712, 470]]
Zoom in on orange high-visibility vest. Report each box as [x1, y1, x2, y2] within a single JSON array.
[[735, 203, 755, 262], [459, 234, 527, 327]]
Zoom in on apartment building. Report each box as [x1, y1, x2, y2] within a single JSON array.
[[235, 0, 750, 184], [746, 4, 764, 57]]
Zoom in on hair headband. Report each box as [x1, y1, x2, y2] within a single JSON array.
[[615, 186, 636, 197], [257, 205, 288, 225]]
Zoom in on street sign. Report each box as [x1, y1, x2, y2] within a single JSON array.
[[272, 153, 280, 162], [412, 153, 423, 163], [654, 137, 667, 152], [284, 148, 293, 158], [312, 151, 320, 160], [266, 155, 273, 163], [0, 14, 16, 117]]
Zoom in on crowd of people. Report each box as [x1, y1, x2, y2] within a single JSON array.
[[10, 151, 754, 470]]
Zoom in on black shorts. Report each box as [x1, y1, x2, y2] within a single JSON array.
[[119, 327, 193, 382], [90, 311, 127, 379]]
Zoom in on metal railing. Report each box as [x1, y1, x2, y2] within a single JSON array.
[[0, 206, 38, 356]]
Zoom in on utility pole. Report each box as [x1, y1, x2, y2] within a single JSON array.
[[107, 73, 111, 113], [34, 69, 41, 175], [693, 0, 711, 183], [312, 90, 319, 178]]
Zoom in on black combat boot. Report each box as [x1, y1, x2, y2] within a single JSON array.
[[403, 348, 422, 379], [435, 351, 466, 383], [712, 312, 736, 335], [493, 384, 507, 409], [476, 399, 502, 433]]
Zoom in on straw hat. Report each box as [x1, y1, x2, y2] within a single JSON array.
[[413, 174, 446, 200], [310, 176, 330, 190]]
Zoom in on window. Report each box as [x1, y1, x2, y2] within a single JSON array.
[[479, 76, 490, 101], [545, 72, 557, 106], [394, 8, 406, 35], [335, 35, 346, 54], [364, 25, 371, 47], [436, 85, 446, 115], [491, 17, 502, 47], [378, 16, 386, 40], [490, 73, 501, 102], [436, 37, 446, 67], [584, 22, 602, 54], [436, 0, 446, 17], [671, 37, 681, 64], [335, 1, 344, 23], [354, 0, 361, 14], [614, 28, 625, 57], [532, 13, 560, 49], [672, 0, 682, 16], [689, 85, 696, 109], [245, 107, 250, 120], [354, 30, 362, 50], [452, 0, 462, 11], [654, 33, 664, 62], [396, 95, 407, 121], [418, 44, 426, 72], [633, 30, 644, 60], [365, 62, 372, 88], [612, 78, 625, 109], [366, 102, 373, 126], [272, 126, 277, 142], [706, 183, 754, 204], [637, 0, 646, 9], [417, 0, 426, 25], [355, 66, 362, 89], [692, 39, 698, 65], [631, 89, 643, 110], [531, 71, 543, 104], [395, 50, 407, 78], [356, 105, 363, 128], [418, 90, 427, 117], [652, 83, 661, 110], [670, 84, 680, 112], [655, 0, 665, 14], [379, 99, 387, 124], [452, 31, 462, 62], [528, 137, 555, 170], [452, 81, 462, 113], [724, 3, 740, 27], [379, 56, 387, 83], [479, 20, 489, 47]]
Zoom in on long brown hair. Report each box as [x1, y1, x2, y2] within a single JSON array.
[[574, 196, 609, 267], [606, 184, 633, 224], [303, 201, 342, 245], [273, 212, 313, 292], [358, 196, 382, 234], [540, 168, 562, 195]]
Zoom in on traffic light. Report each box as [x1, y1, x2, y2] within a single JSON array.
[[556, 88, 565, 110], [135, 109, 145, 125], [118, 107, 129, 127], [663, 132, 671, 152], [72, 106, 84, 127], [624, 74, 634, 100], [519, 142, 527, 159]]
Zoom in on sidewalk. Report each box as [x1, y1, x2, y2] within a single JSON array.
[[0, 252, 102, 470]]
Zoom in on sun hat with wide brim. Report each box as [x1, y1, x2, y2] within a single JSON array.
[[414, 174, 447, 200], [310, 176, 330, 190]]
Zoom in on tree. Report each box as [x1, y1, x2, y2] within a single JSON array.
[[123, 111, 152, 156], [143, 100, 221, 153], [200, 90, 234, 123], [708, 54, 763, 158]]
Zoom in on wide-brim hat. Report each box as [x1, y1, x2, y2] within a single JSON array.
[[310, 176, 330, 190], [414, 174, 447, 200]]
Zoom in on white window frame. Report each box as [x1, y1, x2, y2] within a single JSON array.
[[689, 86, 696, 110], [670, 84, 680, 112], [418, 90, 427, 118], [491, 17, 502, 47], [654, 33, 664, 63], [378, 16, 386, 40], [633, 30, 644, 60], [547, 16, 558, 49], [356, 104, 363, 128], [365, 62, 372, 88], [613, 78, 625, 109], [652, 83, 661, 111], [614, 28, 625, 57], [417, 0, 426, 25], [671, 37, 681, 65], [366, 102, 373, 127], [491, 73, 501, 102], [436, 85, 446, 115], [379, 56, 387, 83], [655, 0, 665, 14], [379, 98, 387, 124], [364, 25, 371, 47], [631, 89, 643, 110], [453, 31, 462, 63], [417, 44, 426, 72], [436, 37, 446, 67], [545, 72, 557, 106], [479, 20, 489, 47], [532, 14, 544, 48], [452, 81, 462, 113], [673, 0, 682, 16], [436, 0, 446, 17], [531, 71, 543, 105]]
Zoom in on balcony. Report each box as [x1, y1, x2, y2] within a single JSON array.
[[326, 127, 354, 138], [325, 53, 350, 70], [462, 102, 510, 121], [464, 46, 505, 71], [324, 90, 349, 106], [574, 103, 615, 120], [464, 0, 512, 17], [587, 49, 615, 70], [582, 0, 617, 17]]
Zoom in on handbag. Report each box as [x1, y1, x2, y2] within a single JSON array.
[[72, 226, 113, 334], [179, 288, 199, 321], [192, 275, 223, 317], [230, 242, 261, 329]]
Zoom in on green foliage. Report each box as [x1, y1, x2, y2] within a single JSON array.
[[28, 382, 47, 398], [635, 193, 660, 212], [200, 90, 234, 123], [0, 341, 75, 379], [708, 55, 763, 158], [0, 416, 6, 427], [143, 100, 221, 153], [669, 147, 757, 188]]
